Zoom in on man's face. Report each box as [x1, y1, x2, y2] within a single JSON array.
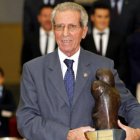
[[53, 10, 88, 57], [91, 9, 110, 31], [38, 7, 53, 31]]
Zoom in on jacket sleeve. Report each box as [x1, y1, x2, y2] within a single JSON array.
[[111, 61, 140, 128]]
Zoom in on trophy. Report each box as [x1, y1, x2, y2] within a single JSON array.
[[85, 68, 126, 140]]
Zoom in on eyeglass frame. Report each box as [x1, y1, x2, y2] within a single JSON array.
[[53, 23, 83, 32]]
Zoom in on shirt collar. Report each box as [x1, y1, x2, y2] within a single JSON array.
[[111, 0, 123, 3], [93, 27, 110, 35], [58, 48, 80, 64], [40, 27, 54, 36]]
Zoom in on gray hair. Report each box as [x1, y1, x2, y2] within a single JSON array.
[[51, 2, 88, 27]]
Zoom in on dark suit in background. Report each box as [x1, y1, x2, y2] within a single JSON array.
[[126, 30, 140, 95], [21, 30, 41, 66], [97, 0, 140, 96], [21, 29, 57, 66], [0, 87, 16, 137], [21, 4, 57, 66], [81, 31, 128, 82], [83, 1, 129, 82], [102, 0, 140, 36]]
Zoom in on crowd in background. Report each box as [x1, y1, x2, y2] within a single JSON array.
[[0, 0, 140, 138]]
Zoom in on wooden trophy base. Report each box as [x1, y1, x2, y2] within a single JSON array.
[[85, 129, 126, 140]]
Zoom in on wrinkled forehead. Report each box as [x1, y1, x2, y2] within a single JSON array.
[[54, 10, 81, 24], [54, 10, 80, 18]]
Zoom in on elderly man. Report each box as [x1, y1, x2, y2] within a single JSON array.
[[17, 2, 140, 140]]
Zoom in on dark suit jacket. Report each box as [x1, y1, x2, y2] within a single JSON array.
[[21, 29, 57, 66], [127, 31, 140, 95], [16, 49, 140, 140], [102, 0, 140, 36], [0, 87, 16, 137], [23, 0, 74, 39], [81, 31, 128, 82]]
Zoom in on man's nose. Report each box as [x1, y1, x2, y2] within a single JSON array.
[[63, 26, 69, 36]]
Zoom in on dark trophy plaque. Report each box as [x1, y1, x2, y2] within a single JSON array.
[[85, 68, 126, 140]]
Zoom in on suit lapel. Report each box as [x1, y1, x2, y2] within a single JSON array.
[[72, 49, 91, 106], [35, 31, 42, 56], [47, 51, 69, 106], [90, 35, 98, 53], [106, 31, 113, 57], [85, 35, 98, 53]]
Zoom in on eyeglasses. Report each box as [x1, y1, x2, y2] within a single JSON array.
[[53, 24, 81, 32]]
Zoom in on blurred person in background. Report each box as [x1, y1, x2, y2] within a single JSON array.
[[97, 0, 140, 96], [21, 4, 57, 66], [0, 67, 16, 137], [81, 1, 128, 83], [23, 0, 73, 40], [101, 0, 140, 36]]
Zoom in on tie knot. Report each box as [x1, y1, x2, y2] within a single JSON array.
[[64, 59, 74, 69], [46, 32, 49, 37], [98, 32, 105, 36]]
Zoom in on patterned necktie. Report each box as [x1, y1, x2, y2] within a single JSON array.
[[64, 59, 75, 106], [98, 32, 104, 55]]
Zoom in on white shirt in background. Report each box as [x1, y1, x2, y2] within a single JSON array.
[[39, 27, 55, 55], [93, 28, 110, 56], [43, 0, 55, 5], [110, 0, 124, 14]]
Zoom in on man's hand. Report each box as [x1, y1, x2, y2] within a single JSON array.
[[118, 120, 140, 140], [67, 126, 95, 140]]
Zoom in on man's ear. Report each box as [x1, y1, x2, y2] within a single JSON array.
[[82, 26, 88, 39]]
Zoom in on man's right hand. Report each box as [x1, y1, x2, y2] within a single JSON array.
[[67, 126, 95, 140]]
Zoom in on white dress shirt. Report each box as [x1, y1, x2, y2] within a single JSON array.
[[0, 86, 3, 97], [43, 0, 55, 5], [58, 48, 80, 80], [93, 28, 110, 56], [110, 0, 124, 14], [39, 27, 55, 55]]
